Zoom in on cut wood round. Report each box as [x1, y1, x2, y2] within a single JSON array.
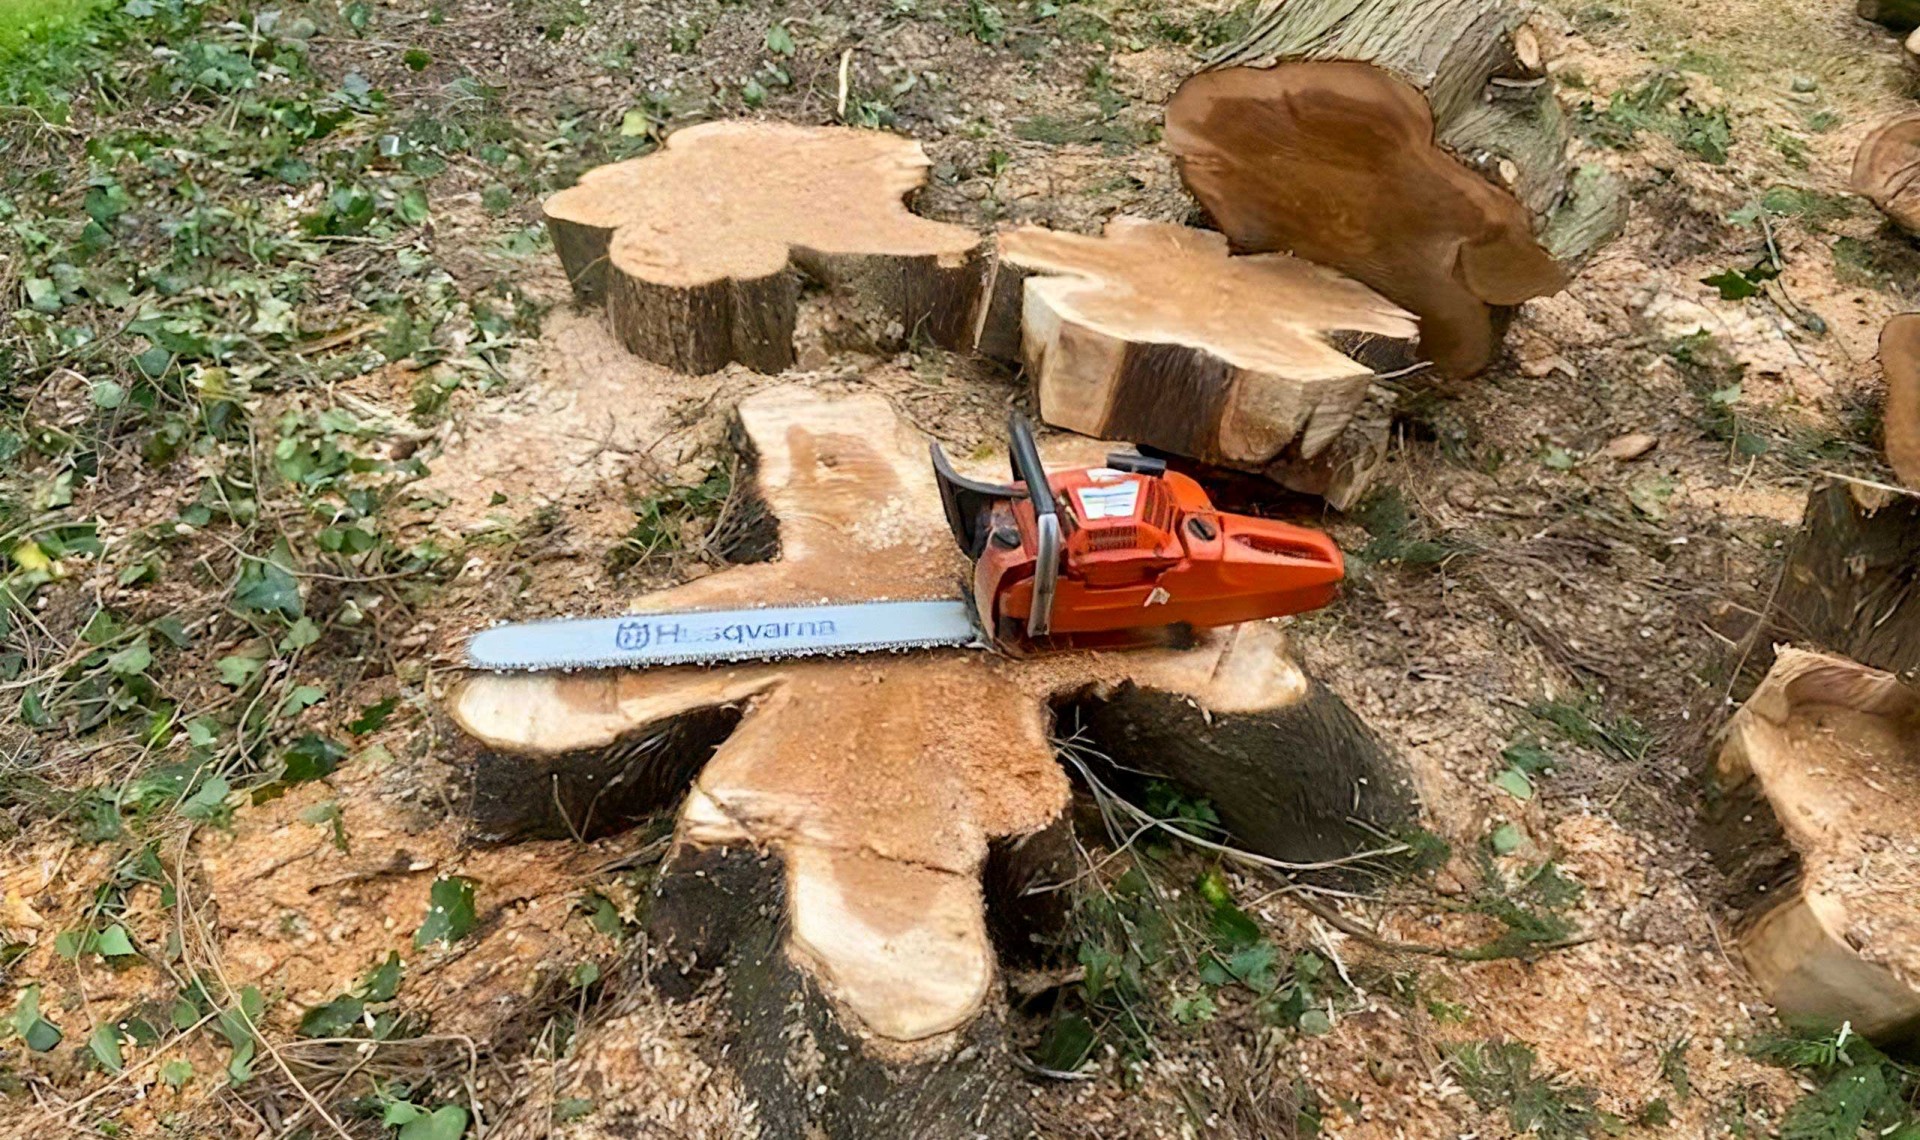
[[1165, 0, 1627, 378], [448, 386, 1417, 1137], [1734, 476, 1920, 687], [544, 121, 987, 375], [976, 217, 1420, 509], [1879, 313, 1920, 490], [1707, 648, 1920, 1042], [1853, 114, 1920, 238]]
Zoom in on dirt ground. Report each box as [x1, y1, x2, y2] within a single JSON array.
[[2, 0, 1918, 1135]]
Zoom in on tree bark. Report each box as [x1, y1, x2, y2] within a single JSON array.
[[977, 217, 1421, 509], [447, 386, 1416, 1137], [544, 121, 988, 374], [1166, 0, 1627, 378], [1705, 648, 1920, 1043], [1736, 476, 1920, 686]]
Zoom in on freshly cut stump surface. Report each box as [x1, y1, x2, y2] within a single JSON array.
[[1854, 114, 1920, 240], [447, 386, 1415, 1137], [979, 217, 1420, 509], [1710, 649, 1920, 1042], [1878, 313, 1920, 490], [1168, 0, 1626, 378], [544, 121, 986, 374]]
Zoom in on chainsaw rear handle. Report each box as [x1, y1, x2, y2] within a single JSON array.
[[1007, 413, 1060, 637]]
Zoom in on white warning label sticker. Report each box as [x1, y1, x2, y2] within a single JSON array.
[[1076, 481, 1140, 520]]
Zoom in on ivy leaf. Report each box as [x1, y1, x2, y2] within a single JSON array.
[[1030, 1012, 1094, 1073], [1702, 268, 1759, 301], [232, 540, 303, 619], [217, 654, 265, 687], [765, 22, 794, 55], [1207, 901, 1262, 951], [359, 951, 404, 1002], [1493, 767, 1535, 801], [297, 996, 364, 1038], [1490, 822, 1525, 856], [106, 637, 152, 676], [89, 1023, 124, 1071], [94, 923, 138, 958], [414, 876, 477, 948], [280, 617, 321, 652], [396, 186, 429, 226], [10, 985, 61, 1052], [282, 734, 346, 783], [399, 1104, 469, 1140], [349, 696, 398, 735], [1299, 1008, 1334, 1035], [180, 776, 231, 821]]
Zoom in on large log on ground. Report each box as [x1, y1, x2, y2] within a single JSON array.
[[1165, 0, 1627, 378], [448, 387, 1416, 1137], [1706, 649, 1920, 1042], [1879, 314, 1920, 490], [544, 121, 987, 374], [1853, 114, 1920, 240], [1735, 476, 1920, 685], [977, 217, 1421, 509]]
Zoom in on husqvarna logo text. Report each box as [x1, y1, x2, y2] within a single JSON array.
[[615, 621, 651, 650], [613, 618, 836, 652]]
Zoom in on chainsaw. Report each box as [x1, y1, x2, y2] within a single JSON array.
[[465, 414, 1345, 671]]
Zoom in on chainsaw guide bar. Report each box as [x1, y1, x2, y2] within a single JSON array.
[[465, 599, 983, 672]]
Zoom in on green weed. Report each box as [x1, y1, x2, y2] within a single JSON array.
[[1351, 487, 1467, 568], [1449, 1039, 1618, 1138], [1575, 71, 1733, 163], [1752, 1024, 1920, 1139]]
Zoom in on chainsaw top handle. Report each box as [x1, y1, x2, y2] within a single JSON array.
[[1006, 413, 1061, 638]]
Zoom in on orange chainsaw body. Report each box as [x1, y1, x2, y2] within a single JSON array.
[[933, 424, 1343, 649]]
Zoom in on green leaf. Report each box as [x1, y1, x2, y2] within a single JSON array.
[[217, 654, 265, 687], [180, 776, 231, 821], [349, 696, 398, 735], [1299, 1008, 1334, 1036], [396, 186, 429, 226], [282, 734, 346, 783], [160, 1058, 193, 1089], [403, 47, 432, 70], [25, 276, 61, 313], [765, 22, 794, 54], [94, 923, 138, 957], [89, 1023, 124, 1071], [1702, 269, 1760, 301], [400, 1104, 469, 1140], [1031, 1012, 1094, 1072], [1708, 382, 1743, 407], [1490, 822, 1525, 855], [91, 380, 127, 409], [740, 77, 767, 107], [275, 684, 327, 719], [107, 637, 152, 676], [570, 961, 600, 988], [359, 951, 404, 1002], [619, 109, 652, 137], [1540, 446, 1576, 471], [11, 986, 60, 1052], [297, 996, 364, 1038], [1501, 741, 1557, 776], [1493, 767, 1535, 801], [553, 1097, 594, 1123], [1208, 901, 1263, 951], [233, 544, 303, 619], [1225, 942, 1280, 992], [415, 876, 477, 947], [280, 617, 321, 651]]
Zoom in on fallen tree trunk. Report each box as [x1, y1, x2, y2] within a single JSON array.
[[1735, 476, 1920, 686], [1879, 315, 1920, 491], [544, 121, 987, 374], [448, 387, 1417, 1137], [1165, 0, 1627, 378], [1706, 648, 1920, 1042], [978, 217, 1421, 509], [1853, 114, 1920, 240]]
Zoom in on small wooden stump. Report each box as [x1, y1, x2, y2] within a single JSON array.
[[977, 217, 1421, 509], [1879, 315, 1920, 492], [1736, 477, 1920, 686], [1707, 649, 1920, 1042], [1854, 114, 1920, 240], [544, 121, 987, 374], [1165, 0, 1626, 378], [448, 387, 1416, 1136]]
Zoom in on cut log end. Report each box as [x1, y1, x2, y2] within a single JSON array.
[[1878, 314, 1920, 491], [1710, 649, 1920, 1042], [544, 121, 987, 374], [1853, 114, 1920, 240], [1177, 0, 1626, 379], [986, 216, 1419, 506]]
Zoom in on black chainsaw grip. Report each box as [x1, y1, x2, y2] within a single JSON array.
[[1007, 413, 1056, 519]]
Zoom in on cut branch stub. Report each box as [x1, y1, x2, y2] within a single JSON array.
[[1708, 648, 1920, 1041], [1167, 0, 1628, 378], [1879, 313, 1920, 490], [544, 121, 987, 374], [1853, 114, 1920, 239], [978, 217, 1420, 509], [448, 387, 1414, 1135]]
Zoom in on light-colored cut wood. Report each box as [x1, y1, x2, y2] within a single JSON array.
[[980, 217, 1420, 508], [1877, 314, 1920, 491], [1854, 114, 1920, 239], [1712, 649, 1920, 1041], [544, 121, 987, 374], [1168, 0, 1627, 378]]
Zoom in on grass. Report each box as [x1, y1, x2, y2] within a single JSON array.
[[0, 0, 101, 52], [1574, 70, 1734, 163]]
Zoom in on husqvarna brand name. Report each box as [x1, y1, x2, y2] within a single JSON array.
[[614, 618, 838, 651]]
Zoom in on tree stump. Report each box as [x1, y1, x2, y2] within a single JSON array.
[[447, 387, 1417, 1136], [1706, 648, 1920, 1042], [1165, 0, 1627, 378], [976, 217, 1421, 509], [1735, 476, 1920, 686], [1853, 114, 1920, 240], [544, 121, 987, 374], [1879, 314, 1920, 490]]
